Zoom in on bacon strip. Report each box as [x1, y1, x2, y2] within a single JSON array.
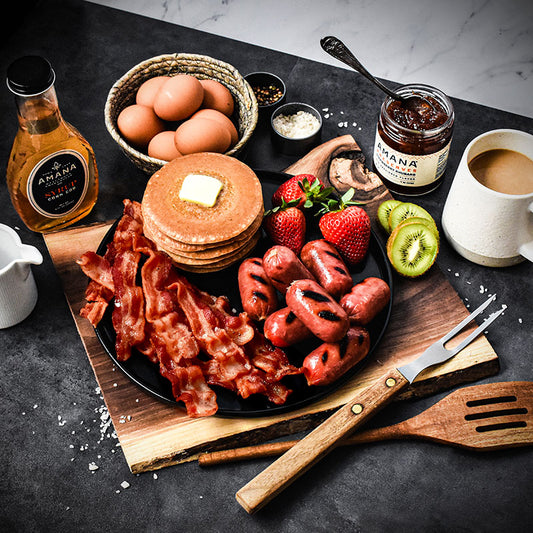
[[111, 249, 146, 361], [78, 199, 300, 417]]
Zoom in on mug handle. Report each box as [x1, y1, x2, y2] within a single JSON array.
[[518, 201, 533, 262]]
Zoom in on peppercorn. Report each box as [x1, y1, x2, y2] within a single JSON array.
[[252, 84, 283, 106]]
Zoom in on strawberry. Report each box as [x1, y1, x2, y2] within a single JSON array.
[[264, 200, 306, 254], [272, 174, 331, 210], [318, 189, 370, 264]]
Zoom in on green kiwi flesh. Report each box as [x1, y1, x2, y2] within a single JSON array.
[[387, 222, 439, 277], [377, 199, 402, 233], [388, 202, 435, 233], [396, 216, 439, 242]]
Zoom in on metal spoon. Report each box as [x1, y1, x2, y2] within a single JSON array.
[[320, 35, 433, 113]]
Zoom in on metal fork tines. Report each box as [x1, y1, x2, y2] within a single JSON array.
[[399, 294, 506, 383]]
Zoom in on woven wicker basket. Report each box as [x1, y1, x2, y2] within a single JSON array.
[[104, 53, 258, 174]]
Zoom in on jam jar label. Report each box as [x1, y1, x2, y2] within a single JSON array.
[[26, 149, 89, 218], [373, 129, 451, 188]]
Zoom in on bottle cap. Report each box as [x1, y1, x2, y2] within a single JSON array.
[[7, 55, 56, 96]]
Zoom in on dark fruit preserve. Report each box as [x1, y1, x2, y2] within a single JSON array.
[[373, 84, 454, 196]]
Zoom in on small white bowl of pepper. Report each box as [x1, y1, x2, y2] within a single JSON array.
[[245, 72, 286, 115]]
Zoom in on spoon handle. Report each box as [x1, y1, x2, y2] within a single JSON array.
[[320, 36, 399, 100]]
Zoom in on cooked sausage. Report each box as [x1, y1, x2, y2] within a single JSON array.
[[262, 245, 316, 293], [238, 258, 278, 321], [300, 239, 353, 299], [286, 278, 349, 342], [303, 326, 370, 386], [340, 277, 391, 325], [263, 306, 312, 347]]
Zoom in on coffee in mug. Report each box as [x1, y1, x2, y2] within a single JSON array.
[[442, 129, 533, 267]]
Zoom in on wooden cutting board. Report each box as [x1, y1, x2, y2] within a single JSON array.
[[44, 135, 499, 474]]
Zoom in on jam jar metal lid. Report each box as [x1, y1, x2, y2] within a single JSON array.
[[7, 55, 56, 96]]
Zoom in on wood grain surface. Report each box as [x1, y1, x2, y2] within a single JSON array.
[[44, 135, 499, 474]]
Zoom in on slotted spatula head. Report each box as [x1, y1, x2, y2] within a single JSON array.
[[406, 381, 533, 451]]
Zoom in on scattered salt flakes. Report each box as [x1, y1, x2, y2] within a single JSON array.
[[479, 285, 485, 293], [33, 404, 38, 409], [466, 280, 472, 285], [340, 111, 344, 114], [454, 272, 459, 277], [120, 481, 130, 489], [88, 462, 99, 472], [113, 383, 118, 388], [115, 490, 120, 494], [135, 399, 139, 403], [322, 108, 329, 112], [358, 127, 362, 130], [69, 444, 74, 449], [324, 113, 330, 119], [95, 387, 101, 395], [153, 473, 158, 480], [199, 495, 204, 499], [22, 412, 26, 416], [352, 122, 357, 127]]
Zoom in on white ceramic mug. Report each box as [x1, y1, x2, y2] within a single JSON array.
[[0, 224, 43, 328], [442, 129, 533, 267]]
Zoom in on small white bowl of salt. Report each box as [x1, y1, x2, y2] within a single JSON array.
[[271, 102, 322, 155]]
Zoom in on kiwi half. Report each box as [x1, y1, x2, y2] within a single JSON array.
[[387, 222, 439, 277], [377, 199, 402, 233], [388, 202, 435, 233]]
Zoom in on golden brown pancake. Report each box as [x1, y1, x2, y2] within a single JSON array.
[[169, 230, 261, 272], [141, 153, 264, 246], [143, 207, 263, 256]]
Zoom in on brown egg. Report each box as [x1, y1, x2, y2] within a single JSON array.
[[174, 117, 231, 155], [117, 104, 166, 148], [153, 74, 204, 121], [136, 76, 170, 107], [147, 131, 182, 161], [199, 79, 234, 116], [190, 108, 239, 147]]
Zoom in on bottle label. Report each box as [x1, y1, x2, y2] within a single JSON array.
[[26, 149, 89, 218], [373, 128, 451, 187]]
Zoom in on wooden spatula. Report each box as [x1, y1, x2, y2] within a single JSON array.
[[203, 381, 533, 465], [200, 381, 533, 466]]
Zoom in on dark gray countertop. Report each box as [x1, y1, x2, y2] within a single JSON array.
[[1, 1, 532, 531]]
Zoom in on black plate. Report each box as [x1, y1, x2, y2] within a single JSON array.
[[94, 169, 393, 417]]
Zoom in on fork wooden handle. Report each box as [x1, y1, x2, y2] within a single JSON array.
[[235, 368, 410, 514]]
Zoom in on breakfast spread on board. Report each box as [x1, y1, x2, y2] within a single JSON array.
[[77, 158, 391, 417]]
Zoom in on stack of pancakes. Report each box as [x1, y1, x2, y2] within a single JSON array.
[[141, 153, 264, 272]]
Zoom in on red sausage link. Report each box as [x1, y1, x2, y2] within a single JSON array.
[[340, 277, 391, 325], [263, 306, 312, 347], [262, 245, 316, 293], [238, 258, 278, 321], [300, 239, 353, 299], [303, 326, 370, 386], [286, 278, 349, 342]]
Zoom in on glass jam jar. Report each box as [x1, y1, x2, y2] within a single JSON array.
[[372, 84, 454, 196]]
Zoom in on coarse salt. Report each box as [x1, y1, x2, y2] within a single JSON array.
[[272, 111, 320, 139]]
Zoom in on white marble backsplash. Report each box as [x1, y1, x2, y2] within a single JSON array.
[[87, 0, 533, 119]]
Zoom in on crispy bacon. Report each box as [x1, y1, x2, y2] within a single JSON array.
[[78, 199, 301, 417], [112, 249, 146, 361], [77, 251, 114, 292], [244, 331, 302, 382]]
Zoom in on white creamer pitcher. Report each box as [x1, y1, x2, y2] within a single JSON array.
[[0, 224, 43, 328]]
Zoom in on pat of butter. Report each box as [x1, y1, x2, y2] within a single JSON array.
[[179, 173, 223, 207]]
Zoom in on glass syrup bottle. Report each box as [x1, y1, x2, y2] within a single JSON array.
[[6, 55, 98, 233]]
